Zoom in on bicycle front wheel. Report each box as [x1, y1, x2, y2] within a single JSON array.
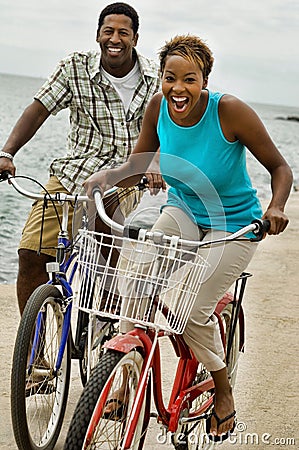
[[64, 349, 147, 450], [11, 284, 71, 450]]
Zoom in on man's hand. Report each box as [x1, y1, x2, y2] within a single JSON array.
[[0, 157, 16, 178]]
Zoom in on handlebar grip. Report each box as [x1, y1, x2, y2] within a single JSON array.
[[262, 219, 271, 232], [0, 170, 12, 181], [137, 176, 148, 190], [123, 225, 141, 239], [251, 219, 270, 241]]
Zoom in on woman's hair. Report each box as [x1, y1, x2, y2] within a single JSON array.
[[159, 35, 214, 80], [97, 2, 139, 35]]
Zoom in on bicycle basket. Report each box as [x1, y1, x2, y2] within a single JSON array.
[[77, 229, 209, 334]]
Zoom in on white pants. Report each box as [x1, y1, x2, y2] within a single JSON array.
[[149, 206, 258, 372]]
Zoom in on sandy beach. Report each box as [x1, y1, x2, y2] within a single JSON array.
[[0, 193, 298, 449]]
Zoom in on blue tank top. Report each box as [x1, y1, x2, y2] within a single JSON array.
[[157, 91, 262, 233]]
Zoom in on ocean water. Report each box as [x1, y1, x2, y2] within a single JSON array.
[[0, 72, 298, 284]]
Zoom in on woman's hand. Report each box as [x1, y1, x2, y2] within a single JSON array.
[[83, 170, 111, 199], [262, 206, 289, 235], [145, 171, 167, 195]]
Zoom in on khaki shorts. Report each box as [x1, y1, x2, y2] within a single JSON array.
[[19, 176, 143, 257]]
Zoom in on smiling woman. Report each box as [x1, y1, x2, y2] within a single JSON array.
[[83, 33, 293, 440], [159, 35, 213, 125]]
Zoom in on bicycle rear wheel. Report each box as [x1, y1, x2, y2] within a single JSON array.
[[173, 301, 241, 449], [221, 302, 241, 388], [172, 364, 215, 450], [64, 349, 148, 450], [75, 269, 119, 386], [78, 317, 118, 385], [11, 284, 71, 450]]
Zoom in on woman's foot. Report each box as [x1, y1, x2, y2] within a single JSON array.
[[103, 389, 128, 420], [210, 367, 235, 436]]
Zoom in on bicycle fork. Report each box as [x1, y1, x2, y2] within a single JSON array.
[[104, 326, 158, 450], [28, 277, 73, 376]]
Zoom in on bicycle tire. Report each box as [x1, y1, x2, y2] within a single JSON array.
[[11, 284, 71, 450], [78, 317, 118, 385], [64, 349, 147, 450]]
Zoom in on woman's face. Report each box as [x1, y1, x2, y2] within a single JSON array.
[[162, 55, 207, 126]]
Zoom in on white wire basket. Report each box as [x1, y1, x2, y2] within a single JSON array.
[[77, 229, 209, 334]]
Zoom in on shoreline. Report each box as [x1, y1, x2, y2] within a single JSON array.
[[0, 192, 298, 449]]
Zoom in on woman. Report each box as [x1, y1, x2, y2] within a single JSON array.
[[84, 35, 293, 438]]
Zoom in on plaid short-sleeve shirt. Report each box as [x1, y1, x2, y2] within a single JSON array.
[[34, 50, 160, 194]]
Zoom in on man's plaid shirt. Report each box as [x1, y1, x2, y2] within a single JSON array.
[[34, 50, 160, 194]]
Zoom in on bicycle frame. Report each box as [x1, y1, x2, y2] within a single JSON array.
[[5, 174, 148, 379], [28, 200, 80, 374], [101, 271, 249, 449], [11, 179, 147, 373]]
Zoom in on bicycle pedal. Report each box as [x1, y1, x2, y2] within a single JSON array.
[[180, 412, 210, 424], [25, 381, 55, 397]]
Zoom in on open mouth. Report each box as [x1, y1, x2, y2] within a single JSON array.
[[107, 46, 122, 56], [171, 96, 189, 113]]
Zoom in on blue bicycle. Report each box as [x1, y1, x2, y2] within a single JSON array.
[[1, 173, 146, 450]]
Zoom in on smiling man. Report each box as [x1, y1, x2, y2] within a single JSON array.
[[98, 7, 139, 76], [0, 2, 161, 314]]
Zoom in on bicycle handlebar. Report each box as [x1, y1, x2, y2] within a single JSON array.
[[94, 188, 270, 244], [1, 172, 89, 202], [1, 171, 269, 244], [0, 172, 148, 235]]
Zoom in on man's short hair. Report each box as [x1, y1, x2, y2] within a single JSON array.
[[97, 2, 139, 35]]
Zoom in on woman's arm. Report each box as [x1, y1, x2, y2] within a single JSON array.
[[219, 95, 293, 235], [83, 93, 164, 197]]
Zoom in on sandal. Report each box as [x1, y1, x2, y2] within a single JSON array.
[[103, 398, 127, 421], [206, 408, 236, 442]]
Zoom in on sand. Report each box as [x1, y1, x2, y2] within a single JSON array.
[[0, 193, 298, 449]]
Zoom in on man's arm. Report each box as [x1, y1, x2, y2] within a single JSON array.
[[0, 99, 50, 175]]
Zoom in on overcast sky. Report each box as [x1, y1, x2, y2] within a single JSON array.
[[0, 0, 298, 107]]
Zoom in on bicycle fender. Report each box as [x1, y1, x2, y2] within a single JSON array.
[[103, 334, 144, 354], [215, 292, 245, 353], [215, 292, 234, 314]]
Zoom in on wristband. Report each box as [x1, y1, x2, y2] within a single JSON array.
[[0, 151, 14, 161]]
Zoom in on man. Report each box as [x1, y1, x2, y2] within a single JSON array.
[[0, 2, 161, 314]]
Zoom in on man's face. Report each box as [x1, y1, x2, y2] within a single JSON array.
[[97, 14, 138, 77]]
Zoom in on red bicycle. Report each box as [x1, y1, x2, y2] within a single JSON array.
[[64, 191, 269, 449]]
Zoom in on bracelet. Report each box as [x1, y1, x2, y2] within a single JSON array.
[[0, 151, 14, 161]]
